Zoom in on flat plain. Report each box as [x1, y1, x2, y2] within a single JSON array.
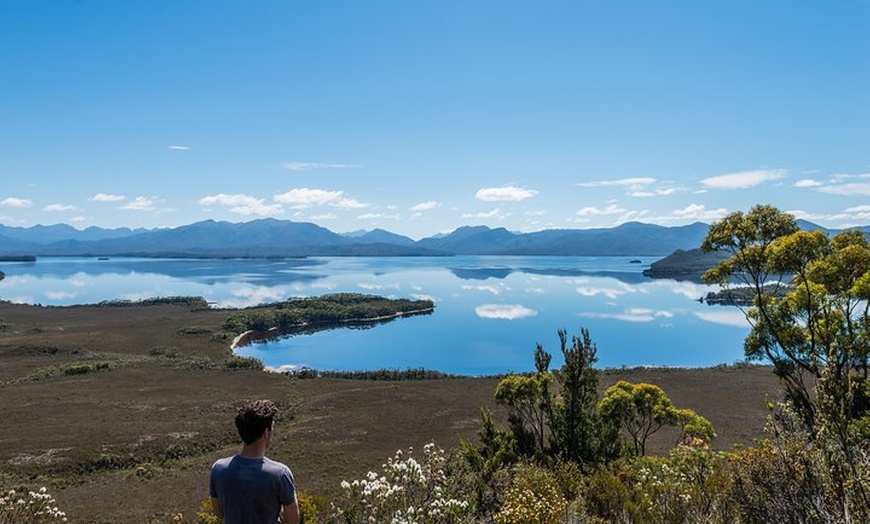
[[0, 301, 780, 523]]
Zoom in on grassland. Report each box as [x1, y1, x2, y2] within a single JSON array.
[[0, 300, 780, 523]]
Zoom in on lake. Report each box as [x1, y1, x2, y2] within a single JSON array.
[[0, 256, 750, 375]]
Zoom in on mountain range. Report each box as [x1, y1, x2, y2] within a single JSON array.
[[0, 218, 866, 258]]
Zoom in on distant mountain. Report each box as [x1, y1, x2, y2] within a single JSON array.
[[416, 226, 519, 254], [0, 217, 866, 259], [0, 234, 39, 254], [416, 222, 710, 256], [0, 223, 145, 244], [642, 221, 870, 281], [354, 229, 416, 246]]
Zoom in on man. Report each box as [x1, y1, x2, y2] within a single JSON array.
[[209, 399, 299, 524]]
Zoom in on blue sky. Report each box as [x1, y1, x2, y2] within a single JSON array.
[[1, 1, 868, 239]]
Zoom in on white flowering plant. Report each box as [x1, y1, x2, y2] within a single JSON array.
[[0, 487, 67, 524], [329, 442, 473, 524]]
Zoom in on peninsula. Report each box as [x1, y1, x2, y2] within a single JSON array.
[[223, 293, 436, 348]]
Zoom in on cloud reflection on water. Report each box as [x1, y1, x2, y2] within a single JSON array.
[[475, 304, 538, 320]]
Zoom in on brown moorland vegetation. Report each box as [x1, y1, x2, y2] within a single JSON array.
[[0, 300, 779, 523]]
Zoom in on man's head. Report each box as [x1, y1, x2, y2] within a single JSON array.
[[235, 399, 278, 445]]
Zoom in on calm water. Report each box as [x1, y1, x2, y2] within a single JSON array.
[[0, 256, 749, 375]]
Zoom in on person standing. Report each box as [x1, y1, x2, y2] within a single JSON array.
[[209, 399, 299, 524]]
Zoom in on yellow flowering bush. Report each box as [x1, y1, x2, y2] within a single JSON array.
[[494, 464, 567, 524]]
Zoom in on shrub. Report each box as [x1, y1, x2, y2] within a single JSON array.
[[328, 442, 472, 523], [0, 487, 67, 523], [494, 463, 568, 524], [63, 361, 110, 375], [223, 356, 264, 370]]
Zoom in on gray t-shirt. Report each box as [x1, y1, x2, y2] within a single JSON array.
[[209, 455, 296, 524]]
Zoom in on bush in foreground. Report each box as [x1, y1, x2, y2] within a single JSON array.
[[0, 487, 67, 523]]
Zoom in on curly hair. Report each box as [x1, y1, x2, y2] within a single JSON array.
[[235, 399, 278, 445]]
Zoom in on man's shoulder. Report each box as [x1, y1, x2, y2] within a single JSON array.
[[263, 457, 293, 474], [211, 455, 237, 470]]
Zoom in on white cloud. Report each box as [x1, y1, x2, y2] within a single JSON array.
[[475, 186, 537, 202], [462, 284, 505, 295], [475, 304, 537, 320], [577, 177, 657, 188], [794, 179, 823, 188], [218, 286, 285, 308], [671, 204, 728, 221], [575, 204, 626, 217], [274, 188, 342, 207], [199, 193, 283, 216], [273, 188, 367, 209], [1, 197, 32, 208], [580, 308, 673, 323], [120, 196, 157, 211], [809, 173, 870, 195], [168, 145, 191, 151], [462, 208, 506, 219], [576, 286, 626, 299], [283, 161, 361, 171], [700, 169, 786, 189], [630, 187, 679, 197], [831, 173, 870, 182], [818, 182, 870, 196], [357, 213, 385, 220], [45, 291, 76, 300], [43, 204, 77, 212], [91, 193, 126, 202], [694, 310, 750, 328], [788, 205, 870, 224], [333, 198, 368, 209], [411, 201, 441, 212], [308, 213, 338, 220]]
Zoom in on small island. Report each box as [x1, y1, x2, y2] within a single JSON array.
[[642, 248, 728, 281], [0, 255, 36, 262], [703, 284, 790, 306], [224, 293, 435, 347]]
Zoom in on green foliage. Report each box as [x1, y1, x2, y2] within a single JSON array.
[[702, 204, 870, 519], [196, 498, 221, 524], [702, 205, 870, 433], [287, 367, 456, 380], [62, 361, 110, 375], [598, 381, 715, 456], [548, 328, 605, 466], [222, 355, 264, 370], [728, 402, 870, 523], [459, 410, 518, 517], [494, 373, 551, 458], [223, 293, 435, 336], [298, 492, 328, 524], [97, 296, 210, 310], [176, 326, 211, 335], [494, 463, 568, 524]]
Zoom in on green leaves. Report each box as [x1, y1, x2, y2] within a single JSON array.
[[598, 381, 715, 456]]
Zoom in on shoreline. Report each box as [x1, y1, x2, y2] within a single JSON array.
[[229, 306, 436, 350]]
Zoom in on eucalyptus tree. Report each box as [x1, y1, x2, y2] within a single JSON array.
[[598, 380, 715, 456], [703, 205, 870, 520], [702, 204, 870, 430]]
